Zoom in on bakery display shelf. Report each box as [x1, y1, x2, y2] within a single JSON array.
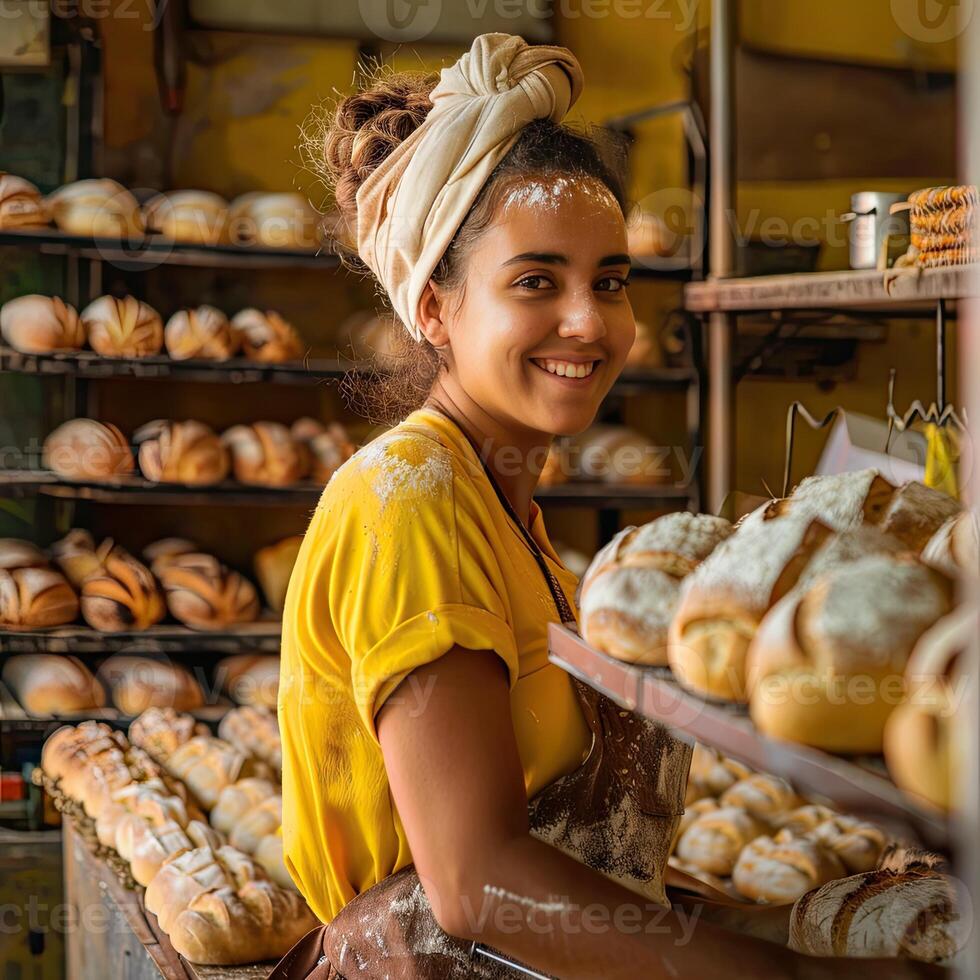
[[683, 265, 980, 314], [547, 623, 950, 848], [0, 621, 282, 654]]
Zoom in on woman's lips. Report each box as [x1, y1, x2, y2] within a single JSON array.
[[529, 357, 601, 384]]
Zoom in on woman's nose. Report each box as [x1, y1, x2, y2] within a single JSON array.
[[556, 292, 607, 342]]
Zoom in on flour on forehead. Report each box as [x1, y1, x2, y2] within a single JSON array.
[[500, 174, 617, 214]]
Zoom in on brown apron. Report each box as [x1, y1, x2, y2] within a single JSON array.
[[269, 676, 692, 979]]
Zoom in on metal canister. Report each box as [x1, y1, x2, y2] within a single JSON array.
[[841, 191, 909, 269]]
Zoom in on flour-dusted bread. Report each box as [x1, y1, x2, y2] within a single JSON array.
[[218, 705, 281, 773], [43, 419, 135, 481], [230, 308, 304, 363], [922, 511, 980, 578], [685, 742, 752, 803], [97, 656, 204, 716], [671, 797, 719, 851], [134, 419, 229, 486], [732, 829, 845, 904], [143, 190, 228, 245], [719, 774, 802, 826], [1, 295, 84, 354], [668, 500, 833, 701], [777, 805, 838, 836], [165, 736, 251, 811], [155, 552, 260, 629], [164, 305, 239, 361], [0, 566, 79, 628], [809, 815, 888, 873], [0, 173, 49, 229], [788, 468, 897, 531], [2, 654, 104, 714], [80, 294, 163, 358], [77, 545, 166, 632], [129, 707, 209, 764], [749, 554, 953, 753], [674, 805, 766, 877], [47, 178, 143, 237], [580, 513, 733, 666], [877, 481, 962, 552], [210, 778, 278, 835], [221, 421, 310, 487]]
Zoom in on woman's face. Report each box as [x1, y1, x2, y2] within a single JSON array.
[[429, 175, 635, 440]]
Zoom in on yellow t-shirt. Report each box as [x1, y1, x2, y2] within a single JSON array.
[[278, 406, 593, 924]]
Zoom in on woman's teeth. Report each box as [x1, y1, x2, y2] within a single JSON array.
[[533, 359, 596, 378]]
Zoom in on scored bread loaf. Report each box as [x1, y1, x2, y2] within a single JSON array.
[[134, 419, 229, 486], [674, 805, 765, 877], [788, 468, 897, 531], [129, 706, 209, 764], [43, 419, 134, 481], [685, 742, 752, 803], [143, 190, 228, 245], [78, 545, 166, 632], [117, 815, 221, 887], [922, 511, 980, 578], [94, 777, 188, 849], [1, 295, 85, 354], [748, 554, 953, 753], [222, 422, 310, 487], [229, 795, 282, 855], [877, 481, 962, 553], [155, 552, 260, 629], [210, 778, 278, 835], [97, 656, 204, 716], [580, 513, 733, 666], [80, 294, 163, 358], [164, 306, 239, 361], [1, 654, 104, 714], [0, 173, 49, 229], [46, 178, 144, 238], [166, 736, 251, 810], [218, 705, 282, 773], [0, 565, 79, 628], [809, 815, 888, 873], [718, 774, 802, 826], [230, 308, 304, 363], [216, 654, 280, 708], [253, 536, 302, 613], [732, 830, 845, 904]]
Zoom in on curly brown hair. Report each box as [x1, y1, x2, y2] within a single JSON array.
[[306, 60, 631, 425]]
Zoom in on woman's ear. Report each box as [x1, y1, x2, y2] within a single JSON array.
[[416, 281, 451, 348]]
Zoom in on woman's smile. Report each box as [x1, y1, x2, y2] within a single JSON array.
[[528, 355, 603, 384]]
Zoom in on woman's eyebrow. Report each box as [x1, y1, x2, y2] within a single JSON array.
[[500, 252, 632, 268]]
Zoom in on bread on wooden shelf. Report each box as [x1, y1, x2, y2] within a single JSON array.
[[719, 774, 802, 826], [143, 190, 229, 245], [80, 294, 164, 358], [230, 308, 304, 363], [2, 654, 104, 714], [1, 294, 85, 354], [164, 735, 269, 811], [155, 552, 260, 629], [748, 554, 953, 753], [0, 564, 79, 628], [221, 421, 310, 486], [0, 173, 50, 229], [579, 513, 733, 666], [75, 544, 166, 632], [46, 178, 144, 238], [0, 538, 48, 569], [570, 424, 671, 485], [42, 419, 134, 481], [133, 419, 230, 486], [732, 829, 845, 904], [216, 654, 280, 708], [253, 536, 302, 614], [97, 656, 204, 715], [227, 191, 320, 250], [922, 511, 980, 578], [142, 537, 199, 575], [117, 815, 221, 887], [94, 777, 188, 849], [674, 805, 765, 877], [164, 305, 239, 361]]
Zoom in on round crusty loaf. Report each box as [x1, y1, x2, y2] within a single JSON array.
[[0, 566, 79, 628], [50, 530, 107, 587], [97, 656, 204, 716], [156, 552, 260, 629], [222, 422, 309, 487], [43, 419, 135, 481], [674, 805, 765, 877], [732, 829, 845, 904], [46, 178, 144, 238], [134, 419, 229, 486], [685, 742, 752, 803], [877, 481, 962, 554], [79, 546, 166, 632], [142, 538, 199, 575], [1, 295, 85, 354], [719, 773, 802, 826], [164, 305, 239, 361], [143, 190, 229, 245], [227, 191, 319, 250], [80, 294, 163, 358], [809, 815, 888, 874], [230, 308, 303, 363], [0, 173, 50, 229], [1, 654, 104, 715], [671, 797, 718, 851]]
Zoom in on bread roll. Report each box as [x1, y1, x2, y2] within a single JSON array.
[[749, 555, 953, 753], [672, 797, 718, 851], [719, 774, 802, 826], [777, 804, 838, 836], [142, 537, 199, 575], [50, 531, 109, 587], [143, 190, 228, 245], [571, 424, 669, 484], [253, 536, 302, 613], [80, 294, 162, 358], [78, 545, 166, 632], [0, 173, 49, 229], [216, 654, 280, 708], [134, 419, 229, 486], [810, 815, 887, 873], [218, 705, 281, 773], [164, 306, 239, 361], [47, 179, 143, 237], [668, 501, 833, 702], [878, 481, 961, 552], [0, 538, 47, 569], [166, 737, 248, 810], [211, 778, 278, 835], [0, 566, 79, 628], [2, 654, 104, 714], [98, 656, 204, 715], [883, 603, 975, 811], [227, 192, 319, 250], [129, 706, 209, 763], [789, 469, 897, 531], [1, 295, 84, 354], [685, 742, 752, 802], [674, 805, 765, 876], [155, 552, 260, 629], [222, 422, 309, 486], [229, 795, 282, 855], [43, 419, 134, 481], [732, 830, 845, 904], [922, 511, 979, 578], [230, 309, 303, 362]]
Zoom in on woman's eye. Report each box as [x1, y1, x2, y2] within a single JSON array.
[[516, 275, 553, 290], [597, 276, 631, 292]]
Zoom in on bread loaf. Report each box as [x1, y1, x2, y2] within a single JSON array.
[[777, 804, 838, 836], [229, 795, 282, 855], [227, 192, 319, 250], [218, 706, 282, 773], [719, 774, 802, 826], [749, 555, 953, 753], [788, 469, 897, 531], [129, 706, 209, 763], [0, 173, 49, 229], [43, 419, 134, 481], [674, 805, 765, 876], [2, 654, 104, 714], [211, 778, 278, 834], [47, 179, 143, 238], [164, 306, 239, 361], [0, 538, 47, 569], [134, 419, 229, 486], [51, 531, 109, 587], [572, 424, 669, 484], [94, 777, 186, 849], [166, 736, 249, 810], [685, 742, 751, 802], [98, 656, 204, 715], [877, 481, 961, 552], [222, 422, 309, 486], [155, 552, 260, 629], [732, 830, 845, 904], [810, 815, 887, 873], [78, 546, 166, 632], [672, 797, 718, 850], [216, 654, 280, 708], [143, 190, 228, 245], [1, 295, 84, 354], [0, 566, 79, 628], [80, 295, 163, 358], [253, 536, 302, 613], [142, 537, 199, 575], [230, 309, 304, 362], [922, 511, 979, 578], [116, 816, 217, 887]]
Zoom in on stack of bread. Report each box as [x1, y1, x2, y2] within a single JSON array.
[[908, 185, 978, 268], [41, 718, 315, 965]]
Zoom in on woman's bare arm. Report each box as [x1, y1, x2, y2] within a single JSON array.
[[377, 647, 942, 979]]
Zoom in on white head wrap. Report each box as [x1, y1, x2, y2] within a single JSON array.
[[355, 32, 584, 341]]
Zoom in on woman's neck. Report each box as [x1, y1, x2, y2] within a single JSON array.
[[423, 387, 550, 527]]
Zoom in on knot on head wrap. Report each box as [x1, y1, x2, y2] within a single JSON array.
[[355, 33, 585, 342]]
